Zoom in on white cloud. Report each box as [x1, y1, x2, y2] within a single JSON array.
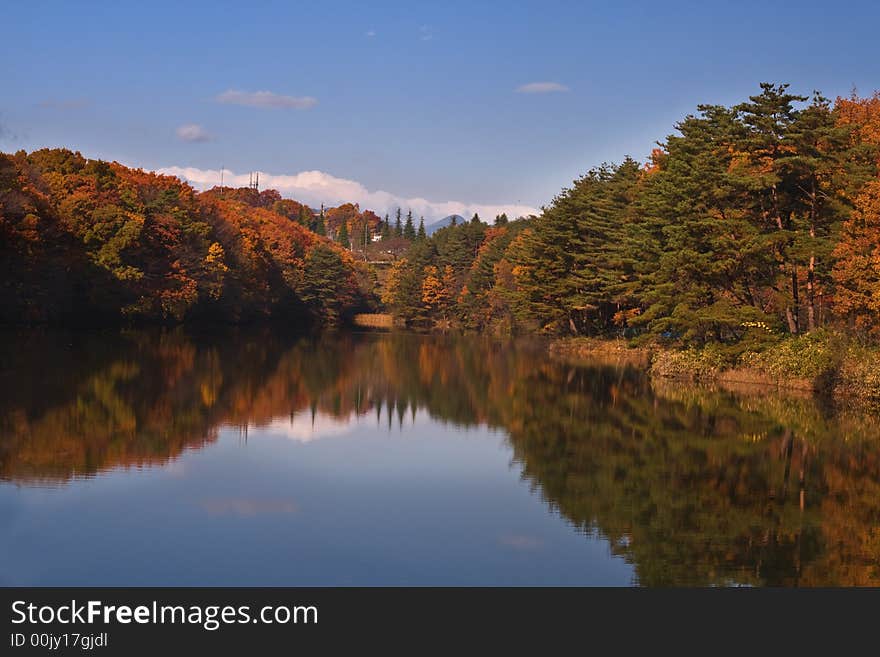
[[176, 123, 212, 143], [156, 164, 540, 221], [515, 82, 570, 94], [365, 29, 376, 37], [257, 411, 357, 443], [419, 25, 433, 41], [214, 89, 318, 110]]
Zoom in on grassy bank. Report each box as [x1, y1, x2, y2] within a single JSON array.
[[548, 337, 652, 368], [352, 313, 397, 329], [550, 331, 880, 407]]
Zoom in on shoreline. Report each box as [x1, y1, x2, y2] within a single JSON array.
[[548, 336, 880, 409]]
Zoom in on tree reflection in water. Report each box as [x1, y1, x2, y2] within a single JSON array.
[[1, 328, 878, 585]]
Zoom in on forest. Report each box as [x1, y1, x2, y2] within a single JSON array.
[[3, 84, 880, 359], [0, 150, 376, 326], [381, 85, 880, 347]]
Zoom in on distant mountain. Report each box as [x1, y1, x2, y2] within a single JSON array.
[[425, 215, 466, 235]]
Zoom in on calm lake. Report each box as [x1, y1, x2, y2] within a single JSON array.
[[1, 329, 878, 586]]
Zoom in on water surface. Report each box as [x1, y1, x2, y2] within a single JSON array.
[[1, 329, 878, 586]]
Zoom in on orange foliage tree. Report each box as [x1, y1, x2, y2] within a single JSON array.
[[831, 93, 880, 334], [0, 149, 373, 326]]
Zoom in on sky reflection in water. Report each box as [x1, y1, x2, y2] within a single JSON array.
[[1, 329, 878, 586]]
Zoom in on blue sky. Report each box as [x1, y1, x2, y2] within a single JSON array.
[[2, 0, 878, 219]]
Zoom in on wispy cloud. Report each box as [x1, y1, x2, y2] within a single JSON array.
[[176, 123, 212, 143], [156, 165, 540, 222], [214, 89, 318, 110], [515, 81, 570, 94], [38, 98, 89, 110], [365, 29, 376, 37], [419, 25, 433, 41]]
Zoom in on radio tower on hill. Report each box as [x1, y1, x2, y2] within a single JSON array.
[[248, 171, 259, 191]]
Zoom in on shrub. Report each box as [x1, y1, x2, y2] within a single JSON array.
[[650, 345, 733, 380], [836, 345, 880, 404], [740, 330, 843, 381]]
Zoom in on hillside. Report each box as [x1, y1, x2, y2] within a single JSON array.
[[425, 215, 466, 235], [0, 149, 374, 326]]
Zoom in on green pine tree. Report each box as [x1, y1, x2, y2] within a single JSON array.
[[299, 244, 350, 324], [336, 220, 350, 248], [509, 161, 642, 335], [403, 210, 416, 240], [311, 204, 327, 236]]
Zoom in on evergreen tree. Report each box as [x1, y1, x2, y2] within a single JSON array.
[[471, 212, 480, 225], [312, 204, 327, 236], [494, 213, 509, 226], [381, 214, 391, 241], [417, 216, 427, 241], [298, 205, 311, 227], [733, 83, 810, 334], [632, 105, 777, 344], [403, 210, 416, 240], [336, 220, 350, 248], [510, 161, 642, 335], [299, 244, 351, 324], [782, 92, 851, 331], [394, 208, 403, 237], [350, 221, 363, 250], [434, 220, 485, 275], [393, 240, 435, 325]]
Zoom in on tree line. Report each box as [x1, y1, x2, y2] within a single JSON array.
[[0, 149, 376, 326], [3, 83, 880, 347], [383, 84, 880, 350]]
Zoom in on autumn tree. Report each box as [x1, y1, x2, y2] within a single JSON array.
[[382, 257, 408, 306], [421, 265, 450, 318], [832, 180, 880, 334], [0, 148, 369, 327]]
